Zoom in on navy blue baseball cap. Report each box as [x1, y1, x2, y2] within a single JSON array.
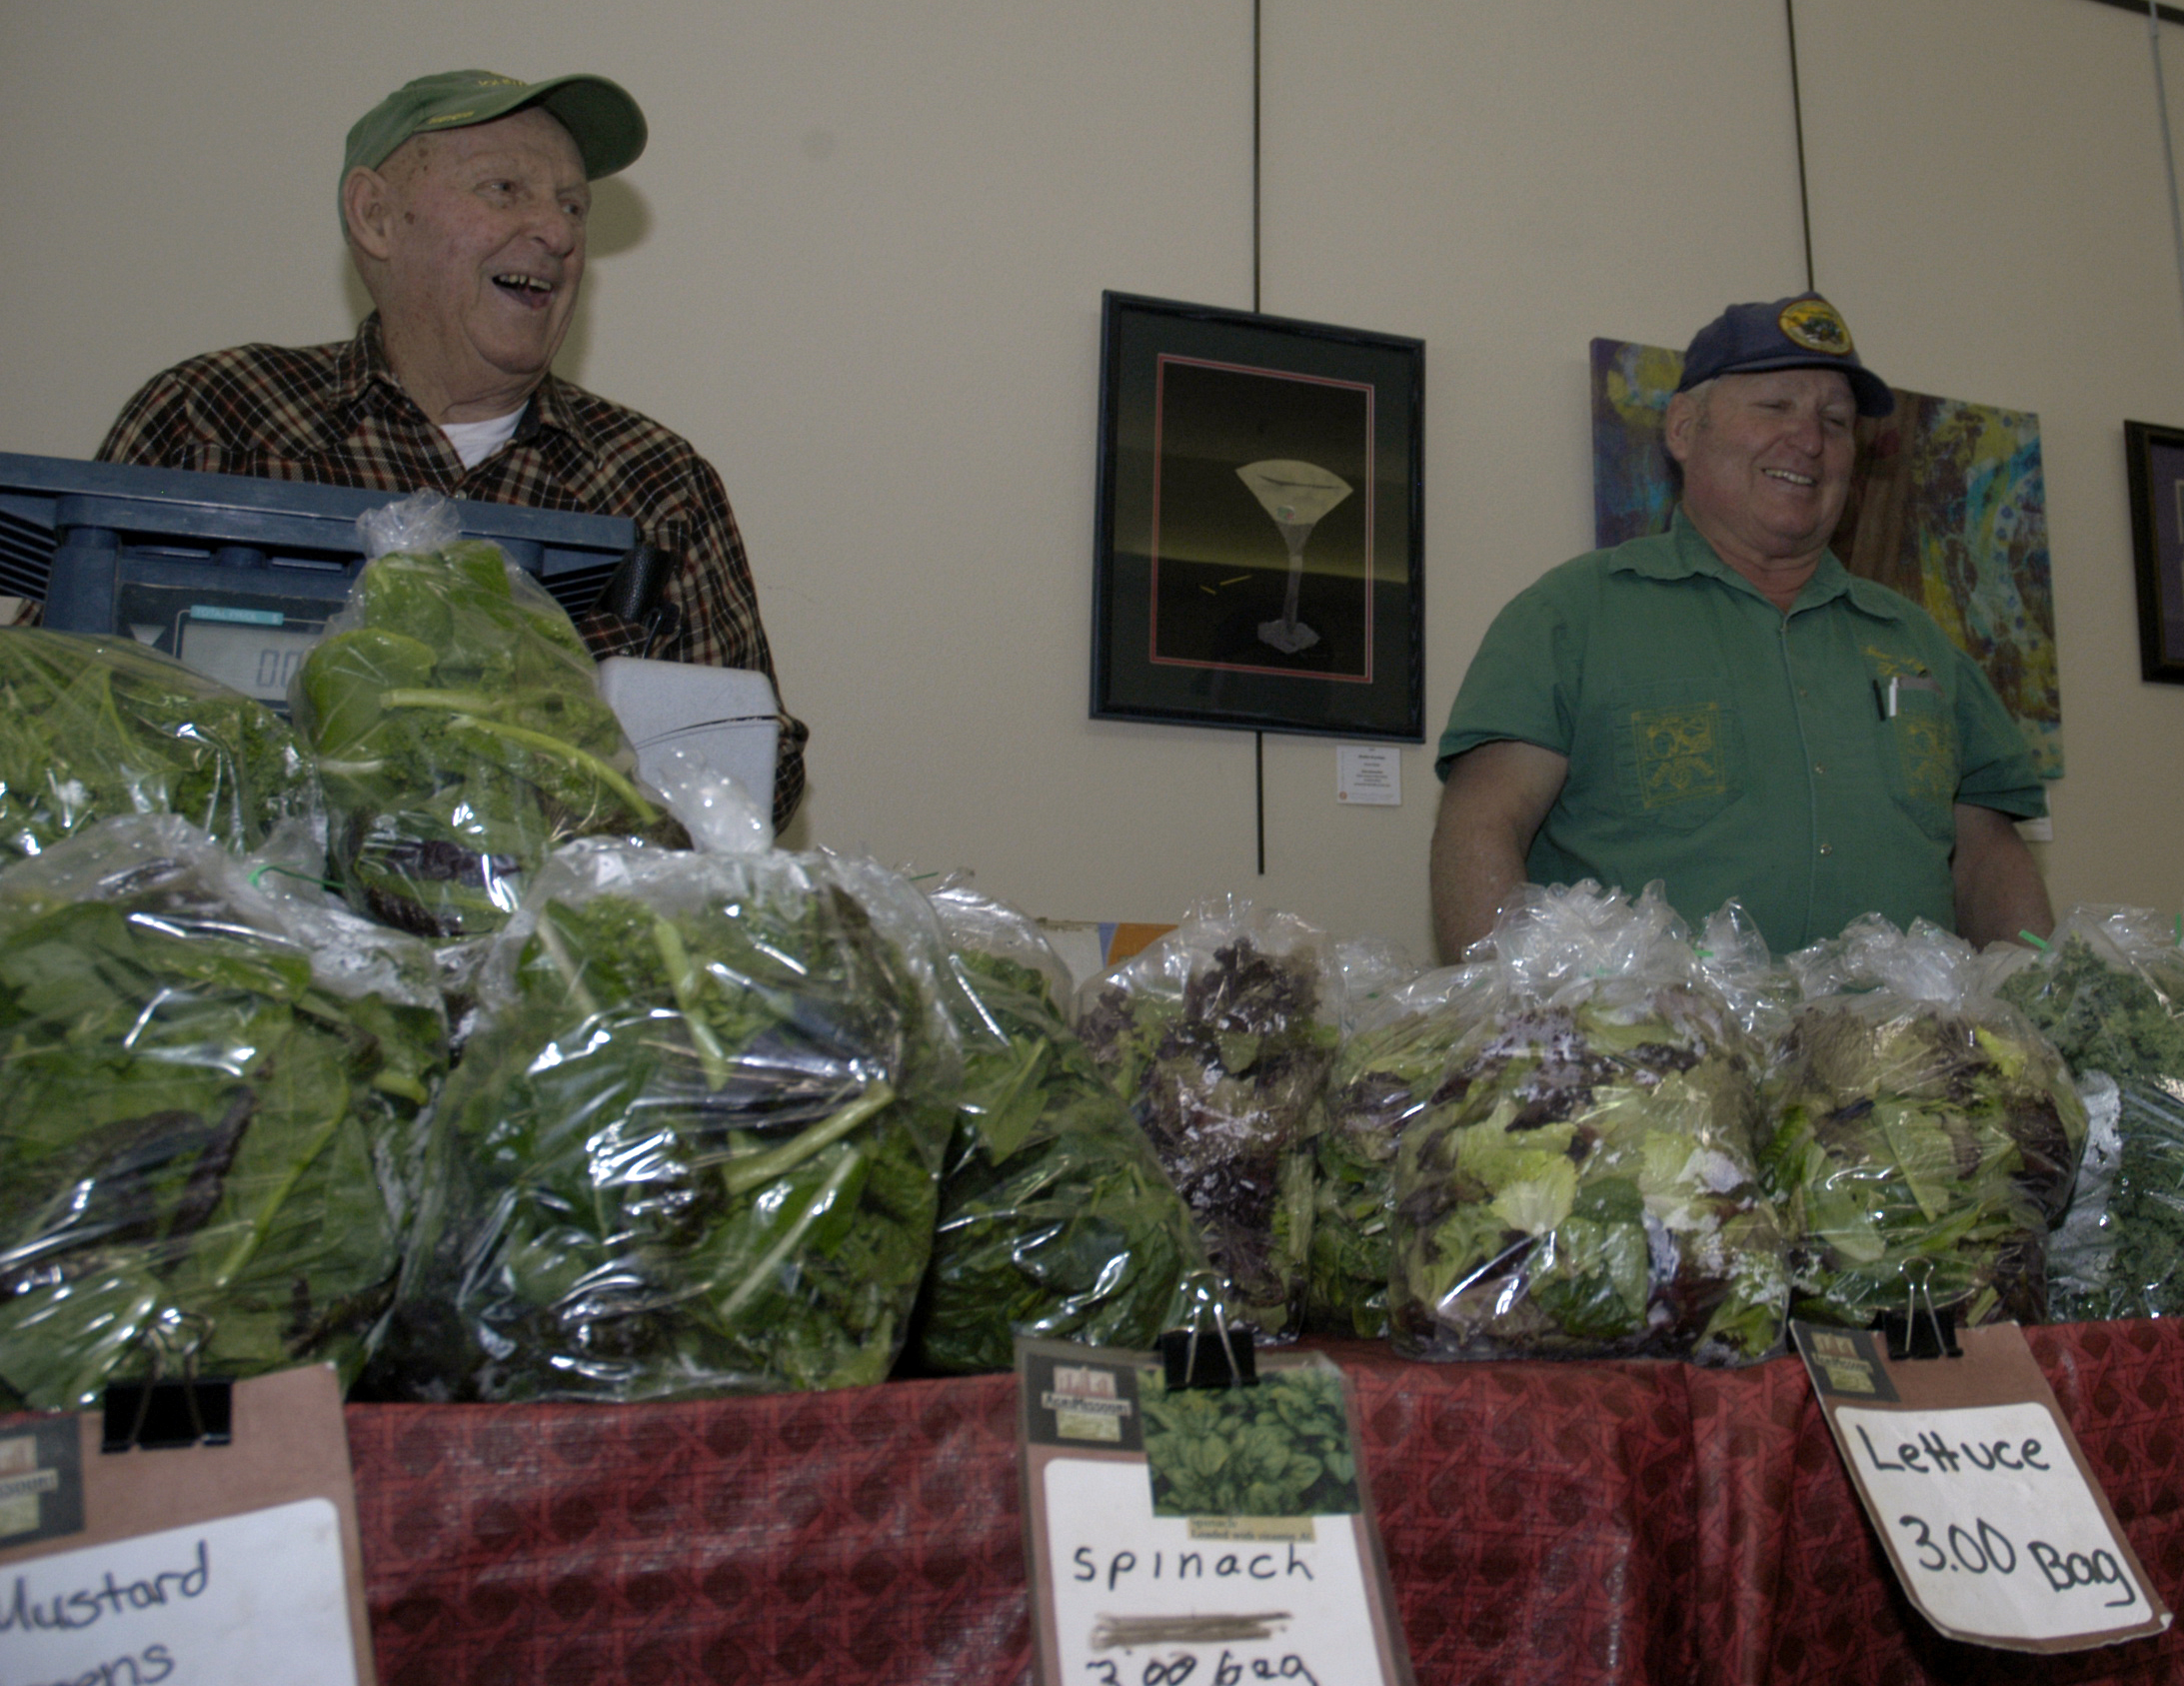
[[1675, 293, 1894, 418]]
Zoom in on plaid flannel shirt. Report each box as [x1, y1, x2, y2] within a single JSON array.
[[96, 314, 807, 830]]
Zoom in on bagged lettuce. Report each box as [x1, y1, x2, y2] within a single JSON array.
[[1076, 898, 1339, 1341], [1761, 914, 2087, 1329], [1387, 882, 1789, 1365], [370, 841, 961, 1401], [291, 497, 677, 939], [906, 878, 1211, 1373], [0, 816, 445, 1409], [0, 627, 320, 866]]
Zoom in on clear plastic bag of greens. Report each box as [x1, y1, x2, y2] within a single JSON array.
[[1989, 905, 2184, 1319], [1075, 896, 1339, 1341], [370, 840, 963, 1401], [290, 495, 681, 940], [0, 814, 446, 1410], [0, 627, 322, 869], [1388, 881, 1788, 1365], [904, 875, 1213, 1373], [1762, 913, 2088, 1330], [1309, 958, 1495, 1338]]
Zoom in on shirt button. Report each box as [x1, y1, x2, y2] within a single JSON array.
[[1819, 843, 1834, 856], [1813, 763, 1826, 776]]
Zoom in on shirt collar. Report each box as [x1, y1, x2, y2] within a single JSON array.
[[331, 314, 602, 461], [1608, 506, 1912, 622]]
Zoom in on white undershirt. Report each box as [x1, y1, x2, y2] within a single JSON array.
[[439, 407, 525, 469]]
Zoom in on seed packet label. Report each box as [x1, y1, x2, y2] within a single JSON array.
[[0, 1498, 357, 1684], [1794, 1321, 2171, 1653], [1018, 1340, 1412, 1686]]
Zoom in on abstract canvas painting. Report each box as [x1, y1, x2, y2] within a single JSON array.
[[1588, 338, 2062, 779]]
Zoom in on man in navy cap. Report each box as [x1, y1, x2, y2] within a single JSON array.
[[1428, 293, 2050, 957], [97, 70, 809, 830]]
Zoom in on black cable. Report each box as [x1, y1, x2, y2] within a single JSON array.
[[1786, 0, 1816, 292], [1253, 0, 1267, 875]]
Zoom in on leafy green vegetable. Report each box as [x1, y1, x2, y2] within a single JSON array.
[[291, 540, 679, 939], [1758, 993, 2086, 1328], [0, 817, 445, 1409], [908, 940, 1210, 1374], [1079, 927, 1336, 1340], [1388, 985, 1788, 1364], [370, 846, 959, 1401], [0, 629, 319, 864], [1998, 927, 2184, 1318], [1142, 1361, 1360, 1518]]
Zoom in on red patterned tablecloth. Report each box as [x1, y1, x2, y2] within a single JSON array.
[[348, 1321, 2184, 1686]]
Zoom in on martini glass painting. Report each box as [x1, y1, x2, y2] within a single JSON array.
[[1235, 459, 1352, 655]]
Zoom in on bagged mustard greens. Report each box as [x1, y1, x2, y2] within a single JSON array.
[[905, 877, 1213, 1373], [1387, 882, 1789, 1365], [291, 533, 679, 939], [1762, 914, 2088, 1328], [1989, 905, 2184, 1320], [0, 627, 320, 866], [369, 841, 963, 1402], [1076, 898, 1339, 1342], [0, 815, 447, 1410]]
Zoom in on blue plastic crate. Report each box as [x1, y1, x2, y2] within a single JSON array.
[[0, 451, 637, 708]]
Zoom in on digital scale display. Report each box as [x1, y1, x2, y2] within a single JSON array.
[[177, 617, 325, 705], [116, 584, 342, 714]]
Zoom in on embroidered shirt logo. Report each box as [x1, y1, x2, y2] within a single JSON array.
[[1632, 704, 1728, 808]]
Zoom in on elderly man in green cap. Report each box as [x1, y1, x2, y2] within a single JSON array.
[[96, 70, 809, 831], [1428, 292, 2051, 959]]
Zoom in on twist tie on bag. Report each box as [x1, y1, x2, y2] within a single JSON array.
[[249, 860, 342, 894]]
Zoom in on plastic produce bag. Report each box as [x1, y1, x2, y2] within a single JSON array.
[[1075, 897, 1339, 1341], [290, 493, 679, 939], [0, 815, 446, 1409], [1387, 882, 1789, 1365], [370, 841, 963, 1401], [905, 876, 1213, 1373], [0, 627, 321, 868], [1990, 906, 2184, 1319], [1761, 913, 2088, 1329]]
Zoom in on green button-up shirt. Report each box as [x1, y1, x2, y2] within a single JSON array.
[[1436, 510, 2047, 952]]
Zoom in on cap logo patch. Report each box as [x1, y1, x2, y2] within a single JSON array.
[[1778, 298, 1852, 356]]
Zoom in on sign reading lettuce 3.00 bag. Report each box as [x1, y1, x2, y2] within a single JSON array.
[[1018, 1339, 1413, 1686]]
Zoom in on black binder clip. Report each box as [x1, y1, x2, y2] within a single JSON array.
[[1158, 1273, 1256, 1390], [101, 1324, 233, 1451], [1873, 1262, 1961, 1362]]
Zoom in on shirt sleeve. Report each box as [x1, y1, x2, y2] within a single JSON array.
[[1434, 576, 1575, 779], [1948, 641, 2048, 819], [95, 368, 212, 468]]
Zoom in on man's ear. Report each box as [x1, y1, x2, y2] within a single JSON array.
[[1662, 391, 1699, 466], [343, 166, 397, 262]]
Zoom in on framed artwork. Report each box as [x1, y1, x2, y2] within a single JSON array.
[[1092, 292, 1424, 741], [2125, 420, 2184, 684]]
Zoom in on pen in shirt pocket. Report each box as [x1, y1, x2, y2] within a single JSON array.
[[1874, 674, 1942, 720]]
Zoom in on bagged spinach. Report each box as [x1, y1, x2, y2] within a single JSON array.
[[290, 496, 677, 939], [1387, 882, 1789, 1365], [1076, 898, 1338, 1341], [1761, 914, 2087, 1329], [372, 841, 962, 1401], [0, 627, 320, 866], [905, 878, 1212, 1373], [0, 815, 446, 1409], [1989, 906, 2184, 1319]]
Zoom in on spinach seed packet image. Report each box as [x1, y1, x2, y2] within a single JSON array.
[[1141, 1361, 1361, 1518]]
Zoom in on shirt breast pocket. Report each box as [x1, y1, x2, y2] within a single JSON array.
[[1606, 682, 1742, 832], [1879, 682, 1959, 843]]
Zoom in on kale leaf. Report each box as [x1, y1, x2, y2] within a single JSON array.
[[0, 629, 319, 865], [0, 817, 446, 1410], [291, 541, 681, 939]]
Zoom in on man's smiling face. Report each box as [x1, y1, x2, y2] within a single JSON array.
[[1666, 367, 1856, 566], [358, 106, 591, 419]]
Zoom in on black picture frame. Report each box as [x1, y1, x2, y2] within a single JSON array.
[[2125, 419, 2184, 684], [1092, 291, 1425, 741]]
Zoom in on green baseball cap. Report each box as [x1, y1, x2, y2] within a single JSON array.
[[342, 68, 648, 192]]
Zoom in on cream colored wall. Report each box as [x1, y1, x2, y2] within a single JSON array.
[[0, 0, 2177, 960]]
